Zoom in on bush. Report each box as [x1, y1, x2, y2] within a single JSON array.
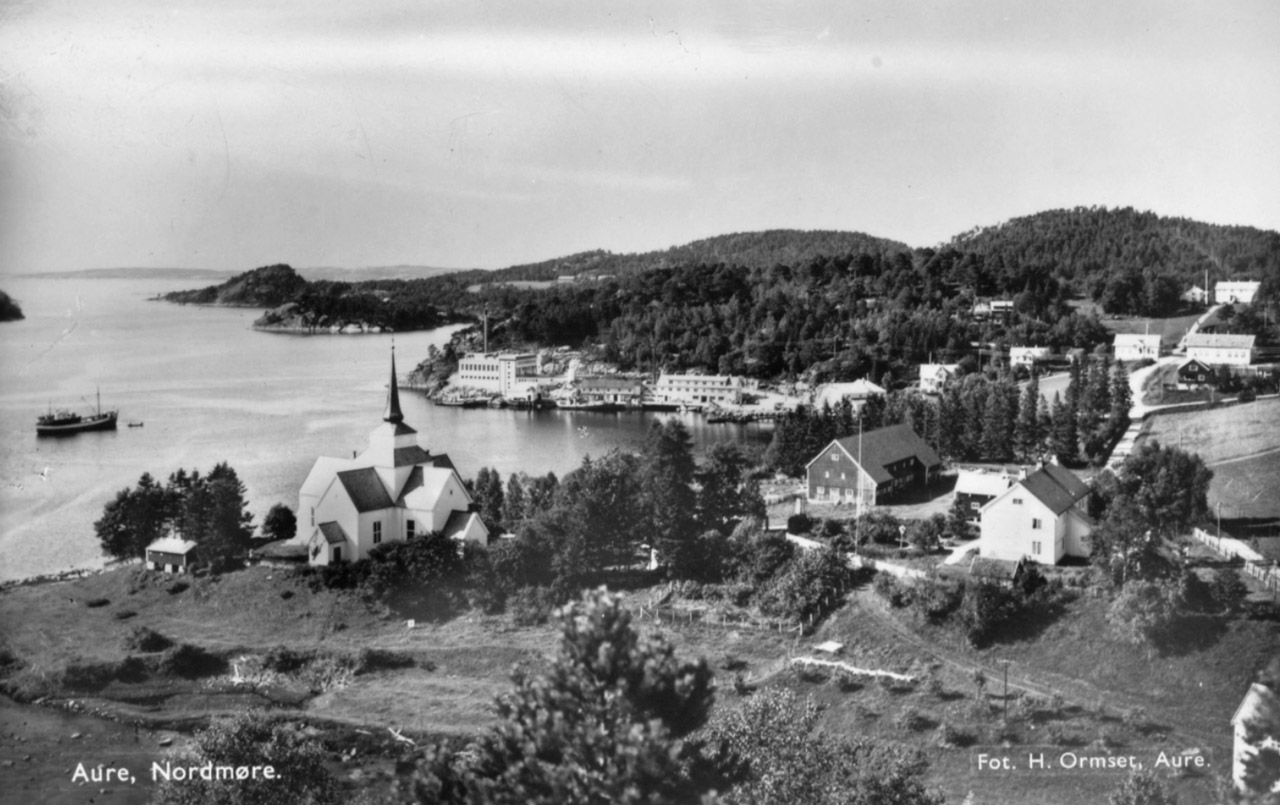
[[874, 573, 909, 607], [156, 643, 226, 678], [908, 575, 963, 622], [61, 658, 119, 691], [262, 645, 311, 673], [355, 648, 415, 673], [510, 586, 558, 626], [166, 580, 189, 595], [114, 610, 137, 620], [894, 706, 930, 732], [786, 512, 813, 534], [85, 598, 110, 608], [834, 670, 862, 692], [123, 626, 173, 653]]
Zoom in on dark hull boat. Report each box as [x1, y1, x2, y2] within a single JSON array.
[[37, 390, 118, 436]]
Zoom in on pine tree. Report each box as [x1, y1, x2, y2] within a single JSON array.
[[1015, 372, 1041, 460], [1050, 391, 1078, 464], [980, 381, 1013, 461], [1110, 359, 1133, 424]]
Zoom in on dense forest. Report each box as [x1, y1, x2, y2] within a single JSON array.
[[162, 208, 1280, 377], [951, 207, 1280, 316]]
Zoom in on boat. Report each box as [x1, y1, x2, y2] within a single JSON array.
[[36, 389, 118, 436], [127, 421, 144, 428]]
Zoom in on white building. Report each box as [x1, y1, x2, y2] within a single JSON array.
[[918, 363, 960, 395], [979, 464, 1092, 564], [455, 353, 537, 397], [1215, 281, 1261, 305], [813, 379, 886, 409], [295, 350, 488, 565], [1182, 285, 1210, 304], [1009, 346, 1051, 368], [1185, 333, 1256, 366], [653, 373, 756, 406], [1113, 333, 1161, 361]]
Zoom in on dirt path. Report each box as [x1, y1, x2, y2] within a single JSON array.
[[828, 584, 1222, 747]]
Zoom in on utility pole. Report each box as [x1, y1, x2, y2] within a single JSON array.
[[1000, 660, 1011, 725]]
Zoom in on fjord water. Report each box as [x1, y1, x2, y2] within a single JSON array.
[[0, 277, 771, 582]]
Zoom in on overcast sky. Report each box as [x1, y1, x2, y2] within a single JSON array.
[[2, 0, 1277, 274]]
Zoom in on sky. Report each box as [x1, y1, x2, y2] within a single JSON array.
[[1, 0, 1278, 274]]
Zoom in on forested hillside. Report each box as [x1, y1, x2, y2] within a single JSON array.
[[488, 229, 910, 281], [951, 207, 1280, 316]]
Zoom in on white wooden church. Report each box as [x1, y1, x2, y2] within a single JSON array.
[[295, 349, 488, 565]]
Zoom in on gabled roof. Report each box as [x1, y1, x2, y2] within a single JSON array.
[[301, 456, 355, 498], [146, 536, 198, 554], [318, 521, 348, 545], [1178, 358, 1213, 373], [442, 510, 477, 539], [1185, 333, 1256, 349], [815, 424, 942, 484], [336, 467, 395, 512], [1017, 464, 1090, 515], [398, 465, 466, 509], [956, 469, 1018, 497], [1114, 333, 1161, 347]]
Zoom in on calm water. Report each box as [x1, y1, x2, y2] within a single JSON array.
[[0, 278, 772, 582]]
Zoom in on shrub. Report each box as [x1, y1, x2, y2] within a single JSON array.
[[355, 648, 415, 673], [786, 512, 813, 534], [156, 643, 226, 678], [874, 573, 909, 607], [1122, 705, 1150, 733], [123, 626, 172, 653], [835, 670, 862, 692], [262, 645, 311, 674], [114, 610, 137, 620], [279, 589, 294, 600], [61, 658, 118, 690], [510, 586, 558, 626], [923, 675, 945, 698], [908, 575, 963, 622], [166, 580, 189, 595], [85, 597, 110, 608], [894, 706, 930, 732]]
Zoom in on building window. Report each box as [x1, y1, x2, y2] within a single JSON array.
[[1032, 541, 1041, 555], [831, 453, 839, 462], [824, 471, 830, 479], [1013, 498, 1023, 505], [1032, 518, 1042, 530], [332, 547, 342, 562], [310, 507, 314, 526], [373, 521, 382, 544], [406, 519, 415, 539], [970, 502, 980, 510]]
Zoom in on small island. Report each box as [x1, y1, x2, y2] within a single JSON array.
[[0, 289, 24, 321], [159, 263, 470, 333]]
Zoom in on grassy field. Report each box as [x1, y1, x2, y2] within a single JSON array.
[[1140, 398, 1280, 521]]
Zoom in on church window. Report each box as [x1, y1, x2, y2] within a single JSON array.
[[310, 507, 314, 526], [407, 519, 415, 539], [373, 521, 382, 544]]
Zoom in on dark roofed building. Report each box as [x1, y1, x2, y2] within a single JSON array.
[[805, 423, 942, 508]]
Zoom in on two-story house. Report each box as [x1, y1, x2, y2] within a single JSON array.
[[978, 463, 1092, 564]]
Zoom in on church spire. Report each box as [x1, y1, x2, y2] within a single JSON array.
[[384, 344, 404, 424]]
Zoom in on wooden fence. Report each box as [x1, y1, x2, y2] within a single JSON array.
[[1191, 528, 1280, 595]]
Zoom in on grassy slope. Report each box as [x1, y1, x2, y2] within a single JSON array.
[[3, 566, 1275, 805], [1142, 398, 1280, 520]]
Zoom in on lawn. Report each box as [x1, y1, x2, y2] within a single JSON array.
[[1140, 398, 1280, 521]]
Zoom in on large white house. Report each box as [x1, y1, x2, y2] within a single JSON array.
[[295, 350, 488, 565], [1113, 333, 1161, 361], [455, 352, 538, 396], [979, 463, 1092, 564], [1215, 280, 1261, 305], [1009, 346, 1051, 368], [652, 373, 755, 406], [1185, 333, 1256, 367]]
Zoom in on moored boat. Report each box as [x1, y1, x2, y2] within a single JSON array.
[[36, 390, 118, 436]]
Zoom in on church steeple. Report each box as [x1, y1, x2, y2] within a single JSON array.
[[384, 345, 404, 424]]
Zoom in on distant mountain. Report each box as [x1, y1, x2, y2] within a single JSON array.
[[19, 267, 238, 281], [485, 229, 911, 282], [0, 290, 23, 321], [295, 264, 471, 282], [949, 206, 1280, 292]]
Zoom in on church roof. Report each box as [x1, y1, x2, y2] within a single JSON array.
[[301, 456, 355, 498], [384, 347, 405, 424], [318, 521, 349, 545], [397, 465, 459, 507], [336, 468, 396, 512], [394, 445, 432, 467]]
